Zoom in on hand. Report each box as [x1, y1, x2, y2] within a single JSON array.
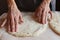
[[7, 5, 23, 32], [34, 2, 52, 24], [0, 0, 23, 32]]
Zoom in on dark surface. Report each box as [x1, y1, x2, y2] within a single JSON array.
[[15, 0, 42, 11], [0, 0, 8, 16], [56, 0, 60, 11], [0, 0, 56, 16]]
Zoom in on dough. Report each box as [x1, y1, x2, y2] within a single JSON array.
[[49, 12, 60, 35], [0, 12, 48, 37]]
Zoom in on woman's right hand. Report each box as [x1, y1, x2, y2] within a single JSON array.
[[0, 0, 23, 32], [7, 6, 23, 32]]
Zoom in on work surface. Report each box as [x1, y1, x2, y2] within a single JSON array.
[[0, 12, 60, 40]]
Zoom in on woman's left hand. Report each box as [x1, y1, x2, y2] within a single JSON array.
[[34, 1, 52, 24]]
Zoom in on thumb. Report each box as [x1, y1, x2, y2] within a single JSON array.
[[1, 19, 7, 27]]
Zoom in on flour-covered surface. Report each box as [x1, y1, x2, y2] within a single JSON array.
[[8, 12, 47, 37], [49, 12, 60, 35], [0, 27, 60, 40], [0, 12, 60, 40], [0, 12, 47, 38]]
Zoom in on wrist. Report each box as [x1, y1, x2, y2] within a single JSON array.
[[42, 0, 51, 4], [7, 0, 17, 8], [39, 0, 51, 7]]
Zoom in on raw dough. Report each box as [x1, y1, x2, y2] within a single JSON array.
[[0, 12, 48, 37], [49, 12, 60, 35]]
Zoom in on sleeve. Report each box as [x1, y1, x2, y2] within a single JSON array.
[[50, 0, 56, 11]]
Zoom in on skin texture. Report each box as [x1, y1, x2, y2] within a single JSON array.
[[35, 0, 52, 24], [0, 0, 52, 32], [7, 0, 23, 32]]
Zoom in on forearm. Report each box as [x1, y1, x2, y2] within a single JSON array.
[[42, 0, 51, 4], [7, 0, 14, 7], [39, 0, 51, 7], [7, 0, 17, 8]]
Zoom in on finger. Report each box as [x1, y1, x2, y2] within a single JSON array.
[[41, 10, 46, 24], [35, 7, 42, 17], [1, 19, 7, 27], [7, 17, 11, 32], [45, 12, 47, 24], [38, 8, 42, 17], [14, 18, 18, 32], [41, 10, 44, 24], [8, 25, 10, 32], [19, 15, 23, 24], [10, 14, 15, 32], [38, 8, 42, 22], [39, 9, 43, 22], [49, 11, 52, 19], [7, 13, 11, 32]]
